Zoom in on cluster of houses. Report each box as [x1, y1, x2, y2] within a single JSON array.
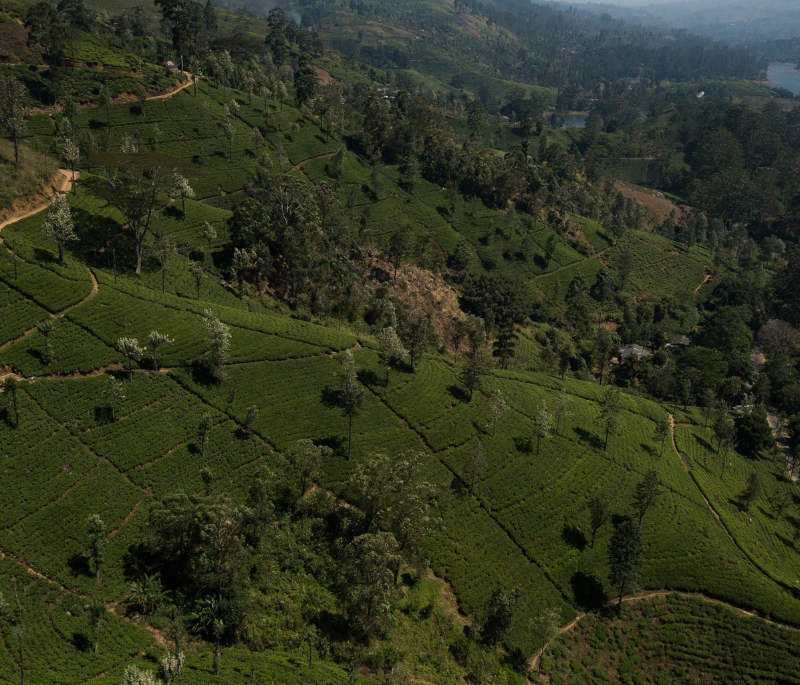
[[615, 334, 692, 364]]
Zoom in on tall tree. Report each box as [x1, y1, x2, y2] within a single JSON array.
[[532, 400, 552, 456], [42, 194, 78, 266], [343, 532, 400, 639], [188, 261, 206, 299], [285, 439, 330, 496], [460, 348, 493, 400], [653, 415, 670, 459], [35, 320, 55, 364], [202, 309, 231, 383], [85, 599, 105, 654], [198, 411, 213, 459], [378, 326, 406, 386], [116, 338, 143, 381], [103, 375, 125, 421], [490, 389, 507, 436], [739, 472, 761, 512], [0, 75, 30, 170], [552, 386, 573, 436], [336, 349, 367, 461], [0, 580, 25, 685], [588, 492, 610, 549], [400, 307, 434, 372], [712, 405, 737, 478], [172, 174, 195, 221], [148, 331, 174, 370], [386, 224, 413, 281], [529, 606, 561, 673], [482, 586, 524, 645], [95, 155, 176, 274], [600, 387, 623, 449], [463, 440, 487, 489], [631, 469, 662, 524], [3, 376, 20, 429], [294, 52, 318, 107], [608, 518, 643, 614], [87, 514, 106, 582]]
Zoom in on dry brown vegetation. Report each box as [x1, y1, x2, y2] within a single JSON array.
[[613, 179, 688, 229], [0, 140, 60, 220]]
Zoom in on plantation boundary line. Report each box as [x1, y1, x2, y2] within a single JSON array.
[[527, 589, 800, 673], [0, 259, 99, 356], [668, 415, 800, 603], [3, 464, 98, 533], [106, 499, 143, 539], [523, 248, 612, 285], [361, 383, 573, 607], [503, 402, 714, 517], [0, 546, 68, 590], [166, 371, 280, 453]]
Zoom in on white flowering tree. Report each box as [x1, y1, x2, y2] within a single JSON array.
[[42, 194, 78, 266]]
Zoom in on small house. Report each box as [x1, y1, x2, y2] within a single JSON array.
[[618, 344, 651, 362], [667, 335, 692, 352], [163, 60, 178, 71]]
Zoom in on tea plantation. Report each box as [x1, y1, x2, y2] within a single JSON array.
[[0, 80, 797, 685]]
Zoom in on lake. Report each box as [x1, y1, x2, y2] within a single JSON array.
[[562, 113, 587, 129], [767, 63, 800, 95]]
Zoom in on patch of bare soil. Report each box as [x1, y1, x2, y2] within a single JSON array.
[[613, 180, 688, 230], [0, 21, 36, 64], [313, 65, 340, 86], [423, 569, 471, 628], [368, 252, 465, 348]]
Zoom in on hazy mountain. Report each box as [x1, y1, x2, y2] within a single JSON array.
[[566, 0, 800, 44]]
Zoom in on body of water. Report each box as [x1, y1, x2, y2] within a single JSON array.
[[767, 63, 800, 95], [562, 113, 587, 129]]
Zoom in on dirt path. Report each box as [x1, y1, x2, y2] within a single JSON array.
[[0, 169, 76, 235], [693, 273, 711, 295], [527, 588, 798, 673], [289, 150, 337, 174], [146, 72, 196, 101]]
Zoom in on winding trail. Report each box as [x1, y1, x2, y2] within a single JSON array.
[[527, 589, 799, 673], [0, 169, 76, 234]]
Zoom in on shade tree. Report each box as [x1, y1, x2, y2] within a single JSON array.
[[608, 518, 643, 614], [103, 375, 125, 421], [148, 331, 174, 370], [87, 514, 106, 582], [202, 309, 231, 383], [631, 469, 663, 524], [379, 326, 407, 386], [42, 194, 78, 266], [116, 338, 144, 381], [336, 349, 367, 460]]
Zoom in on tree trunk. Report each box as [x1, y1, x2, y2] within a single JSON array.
[[128, 357, 133, 382], [617, 585, 624, 614], [58, 243, 64, 266], [135, 239, 143, 274], [16, 632, 23, 685], [348, 414, 353, 461], [95, 623, 99, 654], [13, 133, 20, 171], [183, 197, 186, 220]]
